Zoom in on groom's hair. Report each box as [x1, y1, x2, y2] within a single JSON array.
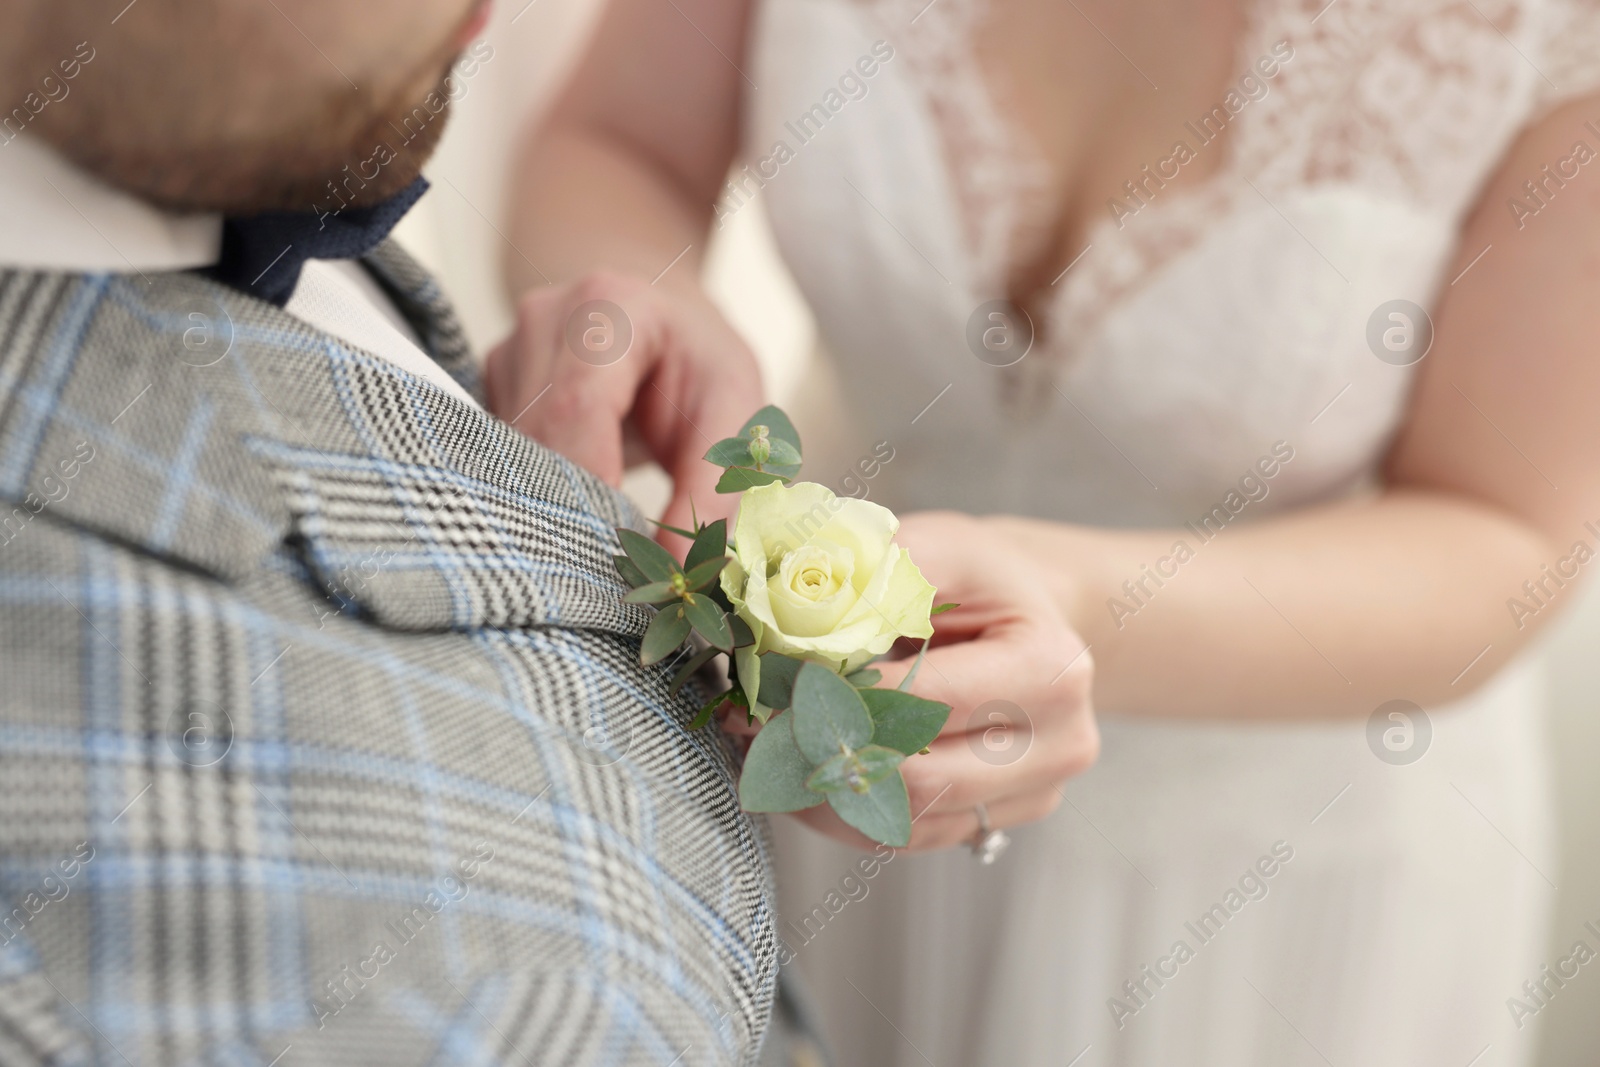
[[1, 0, 485, 214]]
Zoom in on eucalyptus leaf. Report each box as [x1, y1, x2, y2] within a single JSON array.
[[714, 467, 787, 494], [687, 685, 734, 730], [704, 438, 756, 468], [682, 592, 733, 651], [684, 519, 728, 573], [860, 688, 950, 756], [931, 602, 960, 616], [804, 752, 855, 794], [789, 663, 874, 764], [845, 668, 882, 688], [623, 580, 681, 605], [640, 604, 691, 666], [755, 652, 806, 709], [826, 770, 912, 847], [733, 645, 760, 713], [762, 437, 803, 468], [682, 556, 730, 591], [649, 518, 698, 540], [739, 712, 827, 813], [669, 644, 723, 696], [614, 554, 651, 589], [805, 744, 905, 795], [740, 405, 803, 477], [730, 614, 755, 648], [617, 528, 681, 583], [898, 637, 931, 692]]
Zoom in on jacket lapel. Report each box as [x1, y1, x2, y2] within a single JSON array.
[[0, 254, 649, 638]]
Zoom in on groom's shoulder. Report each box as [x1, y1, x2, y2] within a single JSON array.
[[0, 265, 779, 1065]]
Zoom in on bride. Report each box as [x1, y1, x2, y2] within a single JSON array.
[[485, 0, 1600, 1062]]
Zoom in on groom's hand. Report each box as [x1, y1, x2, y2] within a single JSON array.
[[779, 511, 1100, 851], [486, 272, 764, 552]]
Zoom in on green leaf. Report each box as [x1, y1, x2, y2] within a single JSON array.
[[682, 556, 730, 591], [669, 644, 723, 696], [714, 467, 788, 494], [684, 519, 728, 573], [640, 604, 691, 665], [804, 752, 855, 794], [740, 405, 803, 478], [623, 580, 682, 605], [789, 662, 874, 764], [682, 592, 733, 651], [730, 614, 755, 648], [898, 638, 931, 692], [805, 744, 905, 794], [649, 518, 698, 541], [687, 685, 735, 730], [845, 668, 882, 688], [755, 652, 806, 709], [704, 437, 755, 468], [860, 688, 950, 756], [617, 528, 681, 583], [614, 554, 651, 589], [762, 437, 803, 468], [739, 711, 828, 813], [931, 602, 960, 616], [826, 771, 911, 846]]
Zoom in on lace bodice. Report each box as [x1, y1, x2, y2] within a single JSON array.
[[740, 0, 1600, 527]]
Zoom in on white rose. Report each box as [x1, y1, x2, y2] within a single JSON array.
[[721, 481, 935, 714]]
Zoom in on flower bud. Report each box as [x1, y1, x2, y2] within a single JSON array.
[[747, 425, 772, 468]]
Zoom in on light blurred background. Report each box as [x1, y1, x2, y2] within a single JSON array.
[[392, 3, 1600, 1061]]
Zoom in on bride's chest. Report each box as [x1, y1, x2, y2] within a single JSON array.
[[742, 0, 1543, 301], [964, 0, 1250, 296], [740, 0, 1549, 514]]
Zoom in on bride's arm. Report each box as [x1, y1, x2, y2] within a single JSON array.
[[998, 92, 1600, 720], [502, 0, 748, 296], [488, 0, 769, 546]]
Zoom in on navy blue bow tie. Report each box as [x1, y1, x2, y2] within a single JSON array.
[[205, 178, 429, 306]]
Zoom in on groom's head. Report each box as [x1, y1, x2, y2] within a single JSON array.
[[4, 0, 488, 213]]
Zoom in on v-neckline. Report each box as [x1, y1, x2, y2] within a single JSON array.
[[876, 0, 1277, 345]]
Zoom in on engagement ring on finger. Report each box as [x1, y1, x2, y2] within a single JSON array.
[[971, 802, 1010, 865]]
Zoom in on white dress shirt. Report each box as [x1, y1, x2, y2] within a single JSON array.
[[0, 136, 479, 407]]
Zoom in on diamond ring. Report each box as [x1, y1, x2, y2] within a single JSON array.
[[971, 802, 1010, 864]]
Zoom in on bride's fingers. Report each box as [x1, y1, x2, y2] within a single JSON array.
[[787, 802, 885, 851], [903, 785, 1065, 852], [870, 625, 1093, 757], [897, 707, 1098, 819], [786, 782, 1066, 853]]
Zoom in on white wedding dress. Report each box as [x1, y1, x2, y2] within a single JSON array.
[[740, 0, 1600, 1063]]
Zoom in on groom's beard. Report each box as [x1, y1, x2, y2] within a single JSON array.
[[40, 52, 459, 217]]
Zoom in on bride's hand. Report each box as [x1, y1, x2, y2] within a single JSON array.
[[767, 511, 1100, 852], [485, 272, 764, 552]]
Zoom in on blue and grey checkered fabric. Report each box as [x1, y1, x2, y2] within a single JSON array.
[[0, 243, 779, 1066]]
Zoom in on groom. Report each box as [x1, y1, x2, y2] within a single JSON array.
[[0, 2, 783, 1064]]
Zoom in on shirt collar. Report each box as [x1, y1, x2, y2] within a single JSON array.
[[0, 136, 221, 272]]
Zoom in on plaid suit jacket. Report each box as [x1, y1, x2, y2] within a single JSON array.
[[0, 245, 780, 1066]]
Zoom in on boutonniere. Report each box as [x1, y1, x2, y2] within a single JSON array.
[[612, 405, 955, 846]]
